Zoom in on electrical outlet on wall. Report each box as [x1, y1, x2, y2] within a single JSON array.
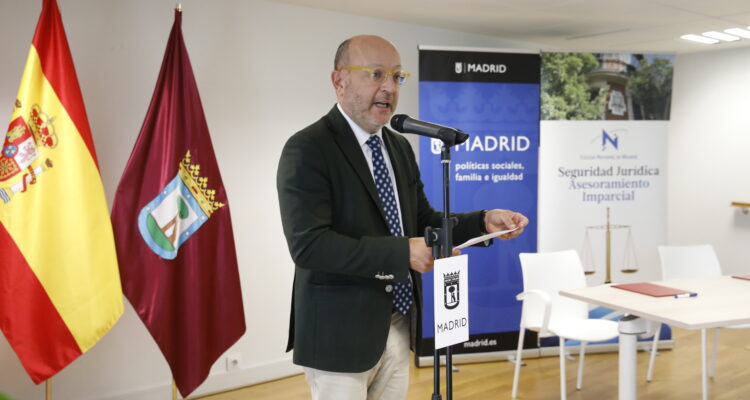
[[226, 353, 242, 371]]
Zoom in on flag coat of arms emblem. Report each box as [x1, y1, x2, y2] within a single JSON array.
[[1, 105, 56, 203], [138, 151, 224, 259]]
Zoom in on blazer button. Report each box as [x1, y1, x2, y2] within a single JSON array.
[[385, 284, 393, 293]]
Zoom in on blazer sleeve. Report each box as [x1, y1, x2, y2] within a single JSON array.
[[277, 131, 411, 282]]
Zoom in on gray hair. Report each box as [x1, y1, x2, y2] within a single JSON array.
[[334, 38, 351, 70]]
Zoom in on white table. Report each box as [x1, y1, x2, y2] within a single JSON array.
[[560, 276, 750, 400]]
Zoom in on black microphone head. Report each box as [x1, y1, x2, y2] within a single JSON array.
[[390, 114, 409, 132], [454, 129, 470, 145]]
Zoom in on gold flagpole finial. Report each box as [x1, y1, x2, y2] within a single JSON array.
[[176, 3, 182, 12]]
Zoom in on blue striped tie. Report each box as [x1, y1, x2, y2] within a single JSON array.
[[366, 135, 413, 315]]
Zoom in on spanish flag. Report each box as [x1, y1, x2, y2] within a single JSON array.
[[0, 0, 123, 383]]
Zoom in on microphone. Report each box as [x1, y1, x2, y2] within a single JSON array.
[[390, 114, 469, 146]]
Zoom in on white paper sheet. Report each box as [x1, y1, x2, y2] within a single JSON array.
[[455, 227, 519, 250]]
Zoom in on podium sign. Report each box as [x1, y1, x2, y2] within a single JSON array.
[[433, 255, 469, 349]]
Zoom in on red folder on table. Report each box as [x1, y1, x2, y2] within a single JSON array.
[[612, 282, 692, 297], [732, 274, 750, 281]]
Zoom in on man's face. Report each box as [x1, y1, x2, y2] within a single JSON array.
[[333, 37, 402, 133]]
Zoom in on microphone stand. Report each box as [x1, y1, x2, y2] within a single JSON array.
[[424, 141, 458, 400], [393, 115, 467, 400]]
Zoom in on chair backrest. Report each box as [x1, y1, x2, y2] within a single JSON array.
[[658, 244, 722, 280], [518, 250, 589, 330]]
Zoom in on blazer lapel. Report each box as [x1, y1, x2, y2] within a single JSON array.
[[326, 106, 388, 224]]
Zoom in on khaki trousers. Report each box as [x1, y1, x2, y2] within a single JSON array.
[[303, 312, 410, 400]]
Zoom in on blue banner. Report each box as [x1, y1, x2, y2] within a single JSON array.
[[417, 49, 540, 357]]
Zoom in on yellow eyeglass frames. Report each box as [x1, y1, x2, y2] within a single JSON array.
[[341, 66, 410, 86]]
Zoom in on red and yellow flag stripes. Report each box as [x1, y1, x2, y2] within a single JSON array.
[[0, 0, 122, 383]]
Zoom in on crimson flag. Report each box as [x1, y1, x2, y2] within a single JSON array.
[[111, 9, 245, 397]]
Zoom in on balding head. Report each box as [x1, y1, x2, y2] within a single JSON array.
[[334, 35, 399, 70], [331, 35, 403, 133]]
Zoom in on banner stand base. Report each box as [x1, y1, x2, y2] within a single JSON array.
[[416, 340, 675, 367]]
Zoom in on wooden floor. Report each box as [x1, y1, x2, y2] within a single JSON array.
[[196, 328, 749, 399]]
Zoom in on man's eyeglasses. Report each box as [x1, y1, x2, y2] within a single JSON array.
[[341, 66, 410, 86]]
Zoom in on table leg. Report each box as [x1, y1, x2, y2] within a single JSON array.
[[702, 329, 708, 400], [618, 315, 648, 400]]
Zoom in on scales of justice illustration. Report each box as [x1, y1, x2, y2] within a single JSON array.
[[581, 207, 638, 283]]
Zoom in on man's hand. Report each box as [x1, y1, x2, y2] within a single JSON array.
[[408, 237, 461, 273], [409, 238, 433, 273], [484, 209, 529, 240]]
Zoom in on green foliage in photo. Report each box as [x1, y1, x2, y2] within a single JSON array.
[[541, 52, 608, 120], [629, 56, 673, 120]]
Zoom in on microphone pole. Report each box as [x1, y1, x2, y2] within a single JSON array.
[[440, 141, 454, 400], [391, 115, 467, 400]]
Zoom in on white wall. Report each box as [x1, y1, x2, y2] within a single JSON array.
[[668, 47, 750, 275], [0, 1, 531, 399]]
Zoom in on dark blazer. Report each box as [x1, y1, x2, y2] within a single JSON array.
[[277, 105, 484, 373]]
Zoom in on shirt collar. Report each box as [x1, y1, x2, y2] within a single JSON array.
[[337, 103, 384, 148]]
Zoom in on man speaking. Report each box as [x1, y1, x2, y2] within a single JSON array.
[[277, 34, 528, 400]]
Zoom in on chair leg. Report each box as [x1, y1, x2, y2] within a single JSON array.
[[512, 328, 526, 398], [710, 328, 720, 378], [647, 324, 662, 382], [701, 329, 708, 400], [559, 338, 567, 400], [576, 341, 587, 390]]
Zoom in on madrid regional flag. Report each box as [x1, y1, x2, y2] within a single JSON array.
[[111, 9, 246, 397], [0, 0, 123, 383]]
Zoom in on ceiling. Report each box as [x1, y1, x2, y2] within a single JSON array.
[[270, 0, 750, 53]]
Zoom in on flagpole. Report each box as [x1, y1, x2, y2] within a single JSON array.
[[45, 379, 51, 400], [170, 7, 183, 400]]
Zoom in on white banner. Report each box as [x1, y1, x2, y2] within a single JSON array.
[[433, 255, 469, 349], [539, 120, 667, 284]]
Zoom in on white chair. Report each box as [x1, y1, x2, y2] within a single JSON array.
[[512, 250, 619, 400], [646, 244, 750, 399]]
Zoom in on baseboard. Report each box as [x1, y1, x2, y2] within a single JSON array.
[[94, 358, 302, 400], [191, 357, 303, 398]]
